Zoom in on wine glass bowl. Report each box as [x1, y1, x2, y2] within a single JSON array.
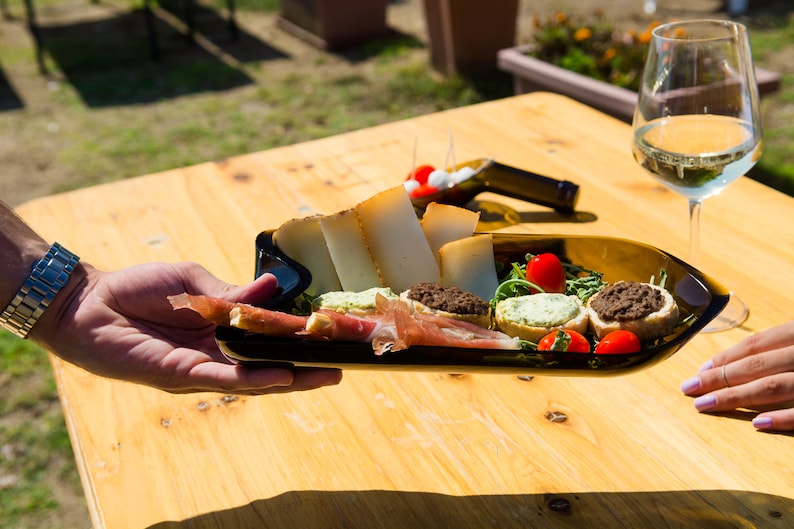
[[632, 19, 763, 331]]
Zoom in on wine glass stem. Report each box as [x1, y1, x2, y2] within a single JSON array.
[[688, 198, 703, 267]]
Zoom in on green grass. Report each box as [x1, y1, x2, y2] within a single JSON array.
[[0, 331, 84, 529], [746, 17, 794, 195]]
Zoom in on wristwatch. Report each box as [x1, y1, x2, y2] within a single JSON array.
[[0, 242, 80, 339]]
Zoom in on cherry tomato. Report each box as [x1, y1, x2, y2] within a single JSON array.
[[405, 164, 435, 185], [409, 183, 440, 198], [595, 330, 641, 354], [537, 329, 591, 353], [525, 253, 566, 294]]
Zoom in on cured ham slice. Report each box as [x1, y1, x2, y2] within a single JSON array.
[[168, 292, 520, 355], [377, 296, 521, 353], [167, 293, 238, 327], [169, 293, 385, 343], [168, 294, 308, 338]]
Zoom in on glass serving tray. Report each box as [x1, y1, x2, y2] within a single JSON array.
[[215, 231, 729, 376]]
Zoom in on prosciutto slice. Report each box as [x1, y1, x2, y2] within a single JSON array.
[[168, 293, 520, 354], [168, 294, 308, 337], [377, 296, 520, 352]]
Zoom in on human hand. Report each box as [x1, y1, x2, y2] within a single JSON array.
[[680, 321, 794, 431], [32, 261, 342, 394]]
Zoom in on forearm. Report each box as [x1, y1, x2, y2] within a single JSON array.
[[1, 200, 89, 343], [0, 201, 52, 307]]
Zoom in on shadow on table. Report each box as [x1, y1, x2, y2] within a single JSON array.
[[0, 62, 23, 111], [470, 199, 598, 231], [37, 6, 287, 107], [147, 488, 790, 528]]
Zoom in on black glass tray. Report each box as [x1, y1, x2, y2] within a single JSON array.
[[215, 231, 729, 376]]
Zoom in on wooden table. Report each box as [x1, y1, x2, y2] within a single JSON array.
[[17, 93, 794, 528]]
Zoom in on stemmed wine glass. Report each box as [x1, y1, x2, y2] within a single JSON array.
[[632, 19, 763, 332]]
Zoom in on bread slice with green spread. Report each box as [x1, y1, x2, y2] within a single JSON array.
[[494, 293, 588, 342]]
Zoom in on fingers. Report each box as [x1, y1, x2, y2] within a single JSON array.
[[683, 346, 794, 396], [231, 273, 279, 306], [708, 320, 794, 368], [163, 361, 343, 395], [752, 409, 794, 431], [681, 328, 794, 431], [255, 369, 344, 395], [690, 372, 794, 412], [173, 262, 280, 305]]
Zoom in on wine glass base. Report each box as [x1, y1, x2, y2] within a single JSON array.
[[702, 292, 748, 333]]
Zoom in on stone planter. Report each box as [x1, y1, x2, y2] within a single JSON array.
[[422, 0, 519, 75], [497, 44, 782, 123], [276, 0, 388, 51]]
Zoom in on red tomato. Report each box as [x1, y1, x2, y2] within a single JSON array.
[[537, 329, 591, 353], [525, 253, 566, 294], [406, 164, 435, 185], [409, 183, 440, 198], [595, 330, 641, 354]]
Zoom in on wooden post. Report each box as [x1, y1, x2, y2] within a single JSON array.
[[422, 0, 519, 75]]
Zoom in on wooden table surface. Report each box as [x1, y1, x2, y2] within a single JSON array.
[[16, 93, 794, 528]]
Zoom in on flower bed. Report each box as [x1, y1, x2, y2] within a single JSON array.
[[526, 13, 654, 92], [497, 13, 782, 123]]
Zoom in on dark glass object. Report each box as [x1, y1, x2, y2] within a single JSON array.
[[215, 232, 729, 376], [409, 159, 580, 214]]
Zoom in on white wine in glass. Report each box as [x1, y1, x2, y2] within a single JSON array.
[[632, 19, 763, 332]]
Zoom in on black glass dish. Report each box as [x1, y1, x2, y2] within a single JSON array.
[[215, 231, 729, 376]]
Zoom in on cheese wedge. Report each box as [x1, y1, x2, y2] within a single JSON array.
[[420, 202, 480, 263], [438, 234, 499, 301], [320, 209, 382, 292], [273, 214, 341, 296], [355, 185, 441, 292]]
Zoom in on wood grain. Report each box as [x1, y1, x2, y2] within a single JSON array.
[[17, 93, 794, 528]]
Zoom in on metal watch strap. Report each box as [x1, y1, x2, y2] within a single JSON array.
[[0, 242, 80, 339]]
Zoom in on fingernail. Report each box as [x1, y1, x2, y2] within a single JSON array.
[[680, 376, 701, 394], [752, 416, 774, 430], [699, 359, 713, 372], [694, 394, 717, 411]]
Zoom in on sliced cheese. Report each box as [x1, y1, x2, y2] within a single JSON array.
[[320, 209, 382, 292], [420, 202, 480, 263], [355, 185, 441, 292], [273, 214, 341, 296], [439, 234, 499, 301]]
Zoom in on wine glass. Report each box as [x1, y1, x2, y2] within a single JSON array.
[[632, 19, 763, 332]]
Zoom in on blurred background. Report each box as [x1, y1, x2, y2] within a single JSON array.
[[0, 0, 791, 527]]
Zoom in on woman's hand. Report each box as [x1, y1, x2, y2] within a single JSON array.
[[680, 321, 794, 431], [32, 261, 342, 394]]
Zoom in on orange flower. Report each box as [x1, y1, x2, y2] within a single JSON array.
[[637, 21, 662, 43], [602, 48, 617, 62], [574, 27, 593, 42], [554, 12, 568, 24]]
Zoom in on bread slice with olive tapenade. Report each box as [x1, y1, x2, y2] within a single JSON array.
[[400, 283, 491, 328], [586, 281, 679, 342]]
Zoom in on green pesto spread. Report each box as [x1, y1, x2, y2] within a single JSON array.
[[314, 287, 397, 312], [498, 294, 580, 326]]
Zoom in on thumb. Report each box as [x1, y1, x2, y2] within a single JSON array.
[[229, 273, 279, 305]]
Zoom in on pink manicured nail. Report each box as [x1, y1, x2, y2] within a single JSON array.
[[694, 394, 717, 411], [680, 376, 701, 394], [699, 359, 713, 372], [752, 416, 774, 430]]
